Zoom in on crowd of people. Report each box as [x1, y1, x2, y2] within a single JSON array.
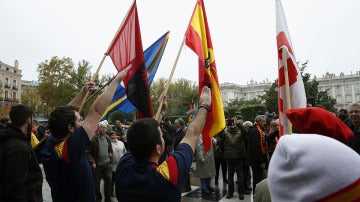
[[0, 63, 360, 201]]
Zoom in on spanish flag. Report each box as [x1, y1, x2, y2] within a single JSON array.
[[185, 0, 225, 152]]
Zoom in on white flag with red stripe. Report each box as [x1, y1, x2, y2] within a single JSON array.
[[276, 0, 307, 135]]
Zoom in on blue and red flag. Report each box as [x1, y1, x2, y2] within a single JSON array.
[[102, 31, 170, 120], [107, 2, 153, 119]]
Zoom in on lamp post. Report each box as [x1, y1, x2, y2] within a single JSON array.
[[43, 101, 47, 118]]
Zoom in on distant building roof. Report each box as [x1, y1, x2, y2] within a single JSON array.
[[21, 80, 39, 87]]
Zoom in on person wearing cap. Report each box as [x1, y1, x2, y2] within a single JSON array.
[[268, 134, 360, 201]]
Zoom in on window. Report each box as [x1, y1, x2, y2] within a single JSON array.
[[4, 91, 8, 99], [345, 95, 352, 103], [5, 78, 9, 86], [336, 96, 342, 103], [12, 80, 17, 89], [12, 92, 16, 99]]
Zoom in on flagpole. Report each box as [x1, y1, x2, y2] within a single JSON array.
[[282, 48, 292, 134], [79, 1, 136, 112], [155, 36, 186, 121]]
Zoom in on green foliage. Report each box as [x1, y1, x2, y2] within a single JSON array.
[[21, 86, 40, 115], [224, 98, 261, 118], [150, 77, 198, 118], [316, 89, 337, 112], [239, 104, 266, 122], [260, 80, 278, 113], [261, 60, 337, 113], [107, 111, 135, 124], [37, 56, 92, 112]]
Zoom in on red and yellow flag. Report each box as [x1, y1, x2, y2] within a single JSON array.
[[185, 0, 225, 152]]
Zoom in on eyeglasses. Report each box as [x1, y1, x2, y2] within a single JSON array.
[[349, 110, 360, 114]]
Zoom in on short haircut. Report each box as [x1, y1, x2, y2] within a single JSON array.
[[126, 118, 161, 162], [9, 104, 33, 127], [243, 121, 253, 127], [338, 108, 347, 114], [348, 103, 360, 111], [255, 115, 266, 122], [175, 118, 185, 127], [48, 105, 78, 139]]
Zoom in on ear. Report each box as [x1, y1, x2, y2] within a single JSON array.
[[68, 124, 75, 133], [155, 144, 162, 155]]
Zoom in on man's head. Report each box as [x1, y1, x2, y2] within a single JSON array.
[[255, 115, 266, 128], [337, 108, 348, 120], [348, 103, 360, 127], [98, 122, 107, 136], [243, 121, 253, 132], [226, 118, 234, 127], [9, 104, 33, 134], [174, 118, 185, 129], [269, 119, 279, 133], [48, 105, 81, 139], [0, 117, 9, 124], [126, 118, 164, 162]]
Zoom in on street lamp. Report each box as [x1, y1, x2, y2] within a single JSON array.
[[43, 101, 47, 118]]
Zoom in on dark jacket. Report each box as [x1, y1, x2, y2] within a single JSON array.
[[173, 126, 186, 150], [217, 124, 247, 159], [246, 124, 267, 167], [86, 134, 113, 166], [0, 124, 43, 202], [350, 125, 360, 155]]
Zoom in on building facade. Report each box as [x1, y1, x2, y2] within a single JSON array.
[[220, 79, 272, 107], [220, 71, 360, 110], [0, 60, 22, 105], [317, 72, 360, 110]]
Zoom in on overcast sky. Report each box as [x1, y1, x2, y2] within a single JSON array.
[[1, 0, 360, 85]]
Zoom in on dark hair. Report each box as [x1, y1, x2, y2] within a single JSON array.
[[175, 118, 185, 127], [0, 117, 9, 124], [226, 118, 234, 126], [9, 104, 33, 127], [48, 105, 78, 139], [339, 108, 347, 114], [127, 118, 161, 162]]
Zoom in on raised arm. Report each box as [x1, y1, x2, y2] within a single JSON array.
[[82, 66, 131, 140], [180, 86, 211, 152], [68, 82, 95, 107], [155, 92, 169, 123]]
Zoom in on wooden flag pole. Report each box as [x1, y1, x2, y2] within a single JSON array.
[[78, 1, 136, 112], [282, 48, 292, 134], [154, 36, 186, 121]]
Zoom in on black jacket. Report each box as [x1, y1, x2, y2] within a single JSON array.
[[0, 124, 43, 202]]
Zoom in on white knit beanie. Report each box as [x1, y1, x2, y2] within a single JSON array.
[[268, 134, 360, 201]]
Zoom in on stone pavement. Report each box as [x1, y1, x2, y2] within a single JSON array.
[[41, 164, 254, 202]]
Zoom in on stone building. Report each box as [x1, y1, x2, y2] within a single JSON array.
[[317, 71, 360, 110], [220, 71, 360, 110], [0, 60, 22, 104]]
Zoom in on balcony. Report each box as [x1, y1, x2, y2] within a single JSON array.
[[12, 86, 17, 90], [4, 83, 10, 88], [4, 98, 19, 103]]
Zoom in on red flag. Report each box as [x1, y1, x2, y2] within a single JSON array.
[[108, 2, 153, 118], [276, 0, 306, 135], [185, 0, 225, 152]]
